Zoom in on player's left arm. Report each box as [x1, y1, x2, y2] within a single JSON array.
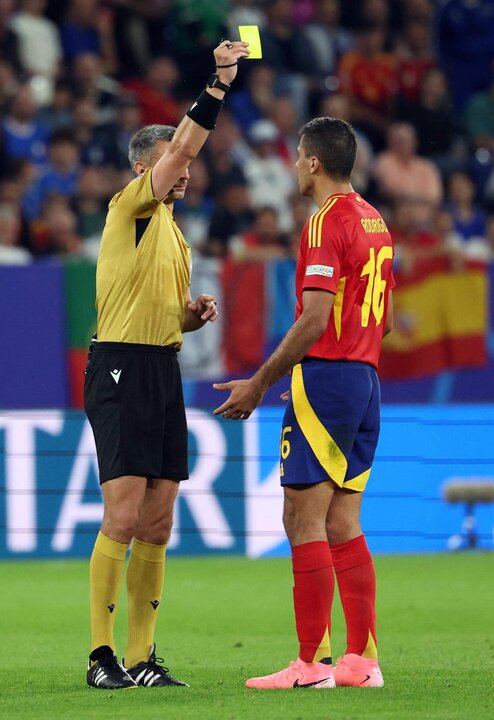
[[213, 289, 335, 419], [183, 290, 219, 333]]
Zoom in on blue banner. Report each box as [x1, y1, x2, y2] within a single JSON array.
[[0, 263, 68, 408], [1, 406, 493, 558]]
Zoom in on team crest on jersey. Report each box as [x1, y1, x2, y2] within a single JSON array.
[[306, 264, 334, 277]]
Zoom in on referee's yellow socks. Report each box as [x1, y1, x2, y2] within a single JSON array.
[[125, 538, 167, 668], [89, 531, 129, 653]]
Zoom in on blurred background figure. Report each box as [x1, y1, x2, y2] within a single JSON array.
[[230, 205, 289, 261], [122, 56, 179, 126], [2, 83, 48, 165], [12, 0, 62, 103], [373, 121, 442, 226], [174, 156, 214, 256], [0, 201, 31, 263], [244, 118, 295, 232], [338, 22, 399, 148]]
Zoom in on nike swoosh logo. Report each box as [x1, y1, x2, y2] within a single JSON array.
[[190, 101, 198, 111], [110, 369, 122, 384], [359, 675, 372, 685], [293, 677, 332, 688]]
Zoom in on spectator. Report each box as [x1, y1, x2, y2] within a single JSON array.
[[231, 206, 289, 261], [260, 0, 317, 117], [72, 164, 107, 242], [400, 68, 456, 170], [436, 206, 489, 264], [320, 92, 374, 194], [0, 202, 31, 263], [174, 157, 214, 256], [43, 204, 81, 255], [338, 22, 399, 148], [0, 0, 22, 74], [109, 0, 170, 77], [288, 192, 313, 255], [11, 1, 62, 86], [38, 79, 74, 133], [437, 0, 494, 111], [0, 160, 33, 250], [168, 0, 227, 93], [445, 171, 487, 242], [0, 58, 17, 107], [243, 118, 296, 232], [373, 121, 443, 226], [95, 93, 142, 170], [465, 75, 494, 156], [395, 18, 435, 105], [269, 95, 299, 169], [204, 111, 250, 197], [301, 0, 353, 80], [2, 83, 49, 165], [60, 0, 117, 73], [207, 175, 255, 258], [71, 52, 119, 124], [122, 56, 179, 127], [228, 64, 277, 136], [390, 197, 449, 275], [23, 130, 80, 220]]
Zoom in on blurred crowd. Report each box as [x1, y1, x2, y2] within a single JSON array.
[[1, 0, 494, 272]]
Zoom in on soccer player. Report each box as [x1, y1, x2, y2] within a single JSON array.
[[214, 117, 394, 689], [84, 39, 250, 690]]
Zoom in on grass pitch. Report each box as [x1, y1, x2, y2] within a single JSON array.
[[1, 553, 493, 720]]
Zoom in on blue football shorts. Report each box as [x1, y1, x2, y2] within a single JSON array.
[[280, 358, 380, 492]]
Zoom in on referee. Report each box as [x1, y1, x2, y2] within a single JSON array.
[[84, 39, 250, 690]]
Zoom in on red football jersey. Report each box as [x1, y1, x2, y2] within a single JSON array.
[[296, 192, 395, 369]]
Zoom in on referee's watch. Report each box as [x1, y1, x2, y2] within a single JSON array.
[[207, 73, 231, 94]]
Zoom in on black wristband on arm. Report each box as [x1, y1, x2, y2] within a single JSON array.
[[186, 90, 223, 131]]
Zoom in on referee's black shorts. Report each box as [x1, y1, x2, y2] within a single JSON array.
[[84, 341, 189, 484]]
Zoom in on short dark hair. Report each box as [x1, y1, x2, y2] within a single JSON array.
[[128, 124, 176, 169], [299, 117, 357, 181]]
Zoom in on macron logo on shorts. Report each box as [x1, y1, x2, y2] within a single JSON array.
[[110, 369, 122, 384], [306, 264, 334, 277]]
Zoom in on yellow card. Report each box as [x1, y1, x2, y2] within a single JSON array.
[[238, 25, 262, 59]]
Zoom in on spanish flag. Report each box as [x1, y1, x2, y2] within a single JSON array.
[[380, 259, 487, 379]]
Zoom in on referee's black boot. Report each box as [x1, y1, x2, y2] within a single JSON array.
[[87, 645, 137, 689], [125, 644, 189, 687]]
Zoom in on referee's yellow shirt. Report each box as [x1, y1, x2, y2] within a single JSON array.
[[96, 169, 191, 348]]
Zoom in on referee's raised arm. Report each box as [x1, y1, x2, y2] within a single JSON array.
[[150, 40, 250, 200]]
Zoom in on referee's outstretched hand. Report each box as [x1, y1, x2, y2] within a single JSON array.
[[213, 40, 250, 85]]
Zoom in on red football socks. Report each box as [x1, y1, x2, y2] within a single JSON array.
[[331, 534, 378, 658], [291, 541, 334, 663]]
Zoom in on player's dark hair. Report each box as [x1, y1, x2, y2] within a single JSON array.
[[128, 124, 176, 169], [299, 117, 357, 181]]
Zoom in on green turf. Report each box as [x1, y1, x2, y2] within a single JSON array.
[[1, 554, 493, 720]]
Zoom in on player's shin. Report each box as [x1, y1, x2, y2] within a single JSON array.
[[125, 539, 167, 668], [89, 532, 129, 653], [292, 541, 334, 664], [331, 534, 378, 658]]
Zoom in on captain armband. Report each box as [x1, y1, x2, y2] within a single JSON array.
[[186, 91, 224, 131]]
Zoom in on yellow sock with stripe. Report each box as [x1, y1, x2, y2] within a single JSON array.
[[89, 531, 129, 653], [125, 538, 167, 668]]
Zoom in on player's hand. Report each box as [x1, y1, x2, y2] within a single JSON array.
[[280, 390, 290, 402], [213, 40, 250, 85], [213, 378, 265, 420], [188, 294, 219, 322]]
